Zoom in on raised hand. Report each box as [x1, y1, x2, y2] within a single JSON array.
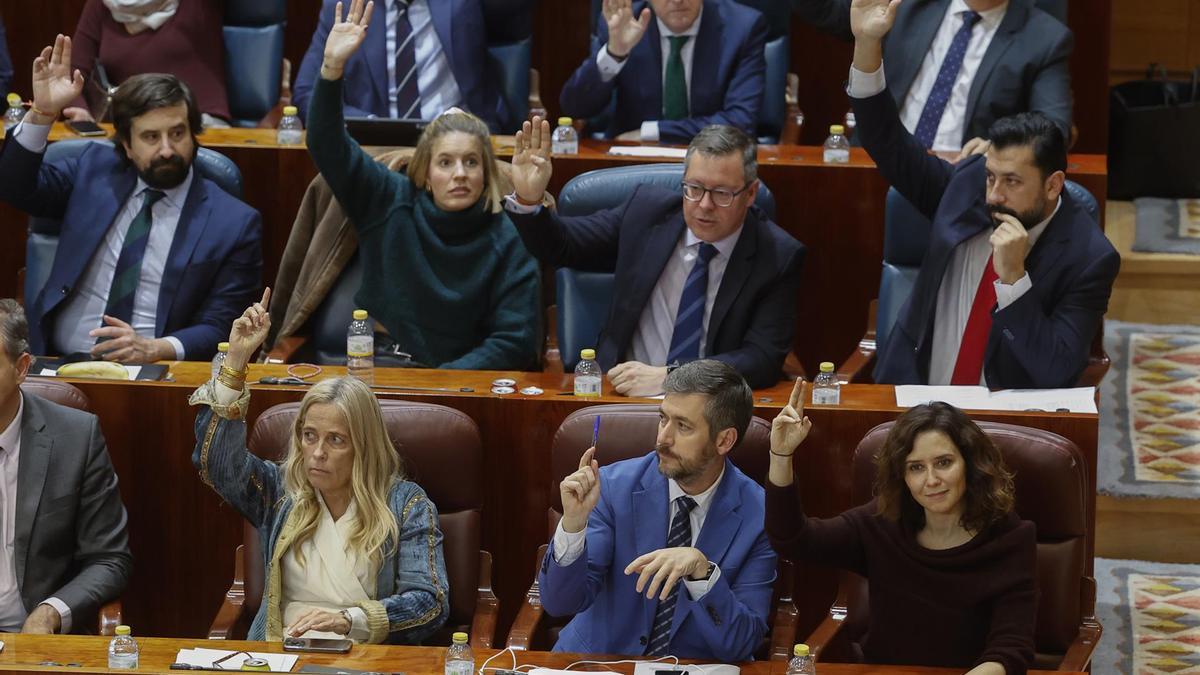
[[226, 288, 272, 371], [31, 35, 85, 120], [560, 447, 601, 533], [770, 378, 813, 458], [511, 116, 553, 203], [850, 0, 903, 42], [603, 0, 652, 59], [322, 0, 375, 76]]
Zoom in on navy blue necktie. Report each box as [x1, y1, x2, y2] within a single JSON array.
[[393, 0, 422, 119], [913, 10, 982, 148], [645, 495, 697, 656], [100, 189, 164, 332], [666, 243, 717, 364]]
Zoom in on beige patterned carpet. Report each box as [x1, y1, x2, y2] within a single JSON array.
[[1097, 558, 1200, 674]]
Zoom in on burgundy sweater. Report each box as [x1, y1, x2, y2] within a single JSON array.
[[70, 0, 230, 120], [765, 482, 1036, 675]]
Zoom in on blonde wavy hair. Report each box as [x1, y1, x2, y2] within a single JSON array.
[[282, 377, 403, 566], [405, 110, 504, 214]]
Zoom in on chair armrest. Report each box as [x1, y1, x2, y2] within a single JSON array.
[[505, 544, 549, 650], [469, 550, 500, 650], [208, 545, 246, 640], [768, 558, 799, 661], [542, 304, 563, 374], [98, 599, 122, 636], [804, 581, 850, 662], [1058, 576, 1102, 672], [265, 336, 307, 364], [837, 300, 878, 384]]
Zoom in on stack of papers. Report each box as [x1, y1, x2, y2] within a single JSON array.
[[607, 146, 688, 159], [894, 386, 1097, 414], [174, 648, 298, 672]]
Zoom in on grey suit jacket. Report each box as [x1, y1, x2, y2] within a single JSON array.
[[792, 0, 1074, 143], [15, 392, 131, 631]]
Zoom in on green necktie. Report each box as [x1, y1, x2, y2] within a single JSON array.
[[663, 35, 690, 121]]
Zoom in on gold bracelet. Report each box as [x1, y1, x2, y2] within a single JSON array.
[[220, 364, 248, 380], [216, 372, 246, 391], [28, 105, 56, 119]]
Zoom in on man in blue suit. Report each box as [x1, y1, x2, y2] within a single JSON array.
[[507, 120, 805, 395], [561, 0, 767, 144], [539, 360, 776, 660], [0, 36, 262, 363], [848, 0, 1118, 389], [294, 0, 508, 131], [794, 0, 1073, 153]]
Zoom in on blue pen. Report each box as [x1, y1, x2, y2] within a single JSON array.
[[591, 416, 601, 448]]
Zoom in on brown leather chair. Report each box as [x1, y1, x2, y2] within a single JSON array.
[[18, 380, 123, 636], [506, 404, 799, 660], [207, 399, 498, 648], [805, 421, 1101, 671]]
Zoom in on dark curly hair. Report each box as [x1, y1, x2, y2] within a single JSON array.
[[873, 402, 1015, 533]]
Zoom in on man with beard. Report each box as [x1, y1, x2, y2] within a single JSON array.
[[536, 360, 776, 660], [848, 0, 1119, 389], [0, 35, 261, 363]]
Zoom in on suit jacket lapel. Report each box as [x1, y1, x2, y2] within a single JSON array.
[[644, 11, 664, 117], [672, 460, 740, 641], [706, 211, 758, 350], [621, 212, 685, 335], [632, 460, 670, 633], [690, 3, 721, 113], [429, 0, 455, 75], [156, 177, 212, 336], [964, 0, 1029, 137], [889, 0, 949, 101], [13, 396, 51, 592], [364, 6, 390, 111], [53, 168, 137, 305]]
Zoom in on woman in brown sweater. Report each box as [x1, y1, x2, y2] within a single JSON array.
[[766, 381, 1036, 675]]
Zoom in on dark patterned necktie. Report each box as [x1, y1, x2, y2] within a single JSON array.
[[913, 10, 982, 148], [100, 189, 165, 332], [663, 36, 690, 120], [667, 243, 717, 364], [645, 495, 697, 656], [393, 0, 422, 119]]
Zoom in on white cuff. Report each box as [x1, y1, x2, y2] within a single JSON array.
[[640, 121, 660, 142], [994, 272, 1032, 310], [13, 120, 52, 153], [552, 519, 587, 566], [164, 336, 185, 361], [682, 563, 721, 601], [40, 598, 72, 634], [503, 193, 542, 215], [847, 64, 887, 99], [596, 45, 627, 82], [346, 607, 370, 643]]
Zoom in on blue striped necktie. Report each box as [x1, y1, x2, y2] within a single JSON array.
[[666, 242, 717, 364], [645, 495, 697, 656], [913, 10, 981, 148], [393, 0, 422, 119], [100, 188, 165, 332]]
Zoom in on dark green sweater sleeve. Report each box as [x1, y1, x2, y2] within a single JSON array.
[[305, 76, 411, 235]]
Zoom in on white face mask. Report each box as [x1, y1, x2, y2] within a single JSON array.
[[102, 0, 180, 34]]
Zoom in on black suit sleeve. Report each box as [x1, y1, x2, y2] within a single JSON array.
[[790, 0, 854, 42], [506, 200, 628, 272]]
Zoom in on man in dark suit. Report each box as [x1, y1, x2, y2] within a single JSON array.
[[794, 0, 1073, 152], [0, 36, 262, 363], [848, 0, 1118, 389], [294, 0, 509, 131], [0, 300, 131, 634], [507, 120, 805, 395], [539, 360, 776, 659], [561, 0, 767, 144]]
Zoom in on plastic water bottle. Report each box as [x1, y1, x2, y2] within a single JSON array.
[[3, 94, 24, 133], [444, 632, 474, 675], [107, 625, 139, 669], [574, 348, 602, 398], [347, 309, 374, 385], [812, 361, 840, 405], [786, 643, 816, 675], [552, 116, 578, 155], [822, 124, 850, 164], [211, 341, 229, 380], [277, 105, 303, 145]]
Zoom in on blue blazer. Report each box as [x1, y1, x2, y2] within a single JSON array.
[[294, 0, 508, 131], [538, 452, 777, 661], [0, 132, 262, 360], [508, 186, 805, 389], [793, 0, 1073, 144], [852, 90, 1120, 389], [559, 0, 766, 143]]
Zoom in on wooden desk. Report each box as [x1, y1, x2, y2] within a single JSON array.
[[0, 635, 1083, 675], [1, 127, 1108, 374], [41, 364, 1097, 641]]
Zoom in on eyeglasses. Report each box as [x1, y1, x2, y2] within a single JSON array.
[[680, 180, 752, 208]]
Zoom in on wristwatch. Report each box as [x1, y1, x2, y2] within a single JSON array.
[[695, 561, 716, 581], [339, 609, 353, 633]]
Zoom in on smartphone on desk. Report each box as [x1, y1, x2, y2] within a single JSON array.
[[282, 636, 353, 653], [66, 119, 106, 137]]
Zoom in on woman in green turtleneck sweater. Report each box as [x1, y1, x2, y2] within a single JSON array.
[[304, 0, 539, 370]]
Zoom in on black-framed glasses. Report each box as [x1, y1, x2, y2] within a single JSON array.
[[211, 651, 254, 670], [680, 180, 752, 207]]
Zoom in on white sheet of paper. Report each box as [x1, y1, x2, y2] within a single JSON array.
[[607, 146, 688, 159], [894, 385, 1097, 414], [174, 648, 298, 672], [894, 385, 993, 410]]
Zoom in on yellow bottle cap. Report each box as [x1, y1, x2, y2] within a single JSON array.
[[793, 643, 810, 657], [819, 361, 834, 373], [115, 625, 131, 635], [218, 342, 230, 353], [283, 105, 298, 116], [580, 348, 596, 360], [557, 117, 573, 127], [353, 309, 368, 321], [6, 93, 21, 105], [830, 125, 845, 135], [452, 631, 469, 643]]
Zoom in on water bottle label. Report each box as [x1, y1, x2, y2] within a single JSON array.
[[574, 376, 601, 397], [347, 335, 373, 358], [812, 388, 840, 405], [552, 141, 578, 155], [823, 149, 850, 164], [445, 661, 474, 675]]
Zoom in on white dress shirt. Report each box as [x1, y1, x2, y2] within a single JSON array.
[[0, 394, 72, 632], [13, 120, 189, 360], [553, 463, 726, 600], [386, 0, 463, 120], [849, 0, 1007, 151], [595, 9, 703, 141]]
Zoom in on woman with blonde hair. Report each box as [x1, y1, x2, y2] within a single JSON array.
[[190, 289, 449, 644], [304, 0, 540, 371]]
